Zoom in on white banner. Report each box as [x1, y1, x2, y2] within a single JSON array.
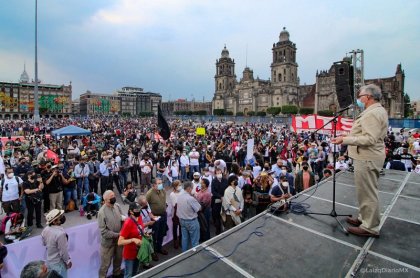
[[246, 139, 254, 160], [2, 210, 173, 277]]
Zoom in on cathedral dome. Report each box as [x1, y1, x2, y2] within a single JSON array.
[[221, 45, 230, 58], [279, 27, 290, 42]]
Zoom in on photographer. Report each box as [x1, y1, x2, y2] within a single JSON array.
[[45, 165, 65, 210], [23, 170, 44, 228], [74, 157, 90, 199], [62, 164, 78, 212]]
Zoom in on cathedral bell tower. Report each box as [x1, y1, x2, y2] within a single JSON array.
[[213, 45, 236, 111], [271, 27, 298, 86]]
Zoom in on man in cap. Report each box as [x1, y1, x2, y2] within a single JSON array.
[[41, 209, 71, 278], [191, 172, 202, 196]]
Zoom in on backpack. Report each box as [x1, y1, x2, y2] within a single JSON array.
[[1, 176, 20, 188], [1, 212, 19, 234]]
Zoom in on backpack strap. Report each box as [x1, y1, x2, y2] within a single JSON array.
[[129, 216, 145, 237]]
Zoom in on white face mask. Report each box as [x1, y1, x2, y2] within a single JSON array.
[[281, 170, 287, 175], [176, 186, 182, 192], [281, 182, 289, 187], [7, 173, 14, 179], [216, 174, 223, 179], [205, 172, 210, 176]]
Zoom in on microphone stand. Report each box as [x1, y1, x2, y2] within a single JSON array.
[[304, 107, 352, 234]]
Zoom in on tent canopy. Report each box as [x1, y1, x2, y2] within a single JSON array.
[[51, 125, 92, 137]]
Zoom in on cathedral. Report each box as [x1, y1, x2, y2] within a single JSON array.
[[212, 28, 405, 118]]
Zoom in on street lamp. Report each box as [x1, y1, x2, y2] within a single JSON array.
[[33, 0, 40, 122]]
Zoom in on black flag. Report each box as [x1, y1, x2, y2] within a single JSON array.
[[157, 105, 171, 140]]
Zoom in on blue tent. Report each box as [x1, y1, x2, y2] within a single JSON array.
[[51, 125, 92, 137]]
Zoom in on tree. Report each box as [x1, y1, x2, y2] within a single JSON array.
[[281, 105, 298, 115], [404, 93, 413, 118], [213, 109, 225, 116], [299, 107, 314, 115], [256, 111, 266, 117], [225, 111, 234, 116], [247, 111, 255, 116], [318, 110, 334, 116], [236, 112, 244, 116], [266, 106, 282, 116]]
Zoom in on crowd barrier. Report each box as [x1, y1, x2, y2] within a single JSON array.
[[2, 209, 174, 277]]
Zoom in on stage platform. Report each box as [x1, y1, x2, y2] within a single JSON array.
[[139, 170, 420, 278]]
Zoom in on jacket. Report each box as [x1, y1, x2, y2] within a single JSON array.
[[342, 103, 388, 161]]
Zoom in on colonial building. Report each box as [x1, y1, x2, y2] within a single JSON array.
[[0, 67, 72, 119], [161, 99, 212, 116], [79, 91, 121, 116], [212, 27, 405, 118], [212, 27, 300, 115], [79, 88, 162, 116], [411, 100, 420, 119], [315, 63, 405, 118]]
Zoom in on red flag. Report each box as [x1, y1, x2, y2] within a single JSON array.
[[46, 150, 59, 164]]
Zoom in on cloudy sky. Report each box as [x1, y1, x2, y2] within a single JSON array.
[[1, 0, 419, 102]]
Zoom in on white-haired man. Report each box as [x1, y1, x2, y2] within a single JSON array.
[[333, 84, 388, 238], [98, 190, 125, 278]]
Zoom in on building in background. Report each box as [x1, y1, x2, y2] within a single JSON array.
[[0, 67, 72, 119], [161, 99, 212, 116], [212, 27, 405, 118], [79, 88, 162, 116], [71, 99, 80, 115], [411, 100, 420, 119]]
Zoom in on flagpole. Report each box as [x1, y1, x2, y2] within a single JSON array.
[[34, 0, 40, 123]]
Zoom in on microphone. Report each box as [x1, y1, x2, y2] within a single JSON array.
[[336, 104, 354, 114]]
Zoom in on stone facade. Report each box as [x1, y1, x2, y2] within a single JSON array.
[[212, 28, 405, 118], [0, 68, 72, 119], [161, 99, 212, 116], [213, 28, 301, 115], [315, 64, 405, 118]]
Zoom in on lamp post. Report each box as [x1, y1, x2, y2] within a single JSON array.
[[33, 0, 40, 122]]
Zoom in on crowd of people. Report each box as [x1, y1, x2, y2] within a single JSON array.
[[0, 115, 419, 277]]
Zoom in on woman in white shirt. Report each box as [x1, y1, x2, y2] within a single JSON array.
[[169, 180, 182, 249]]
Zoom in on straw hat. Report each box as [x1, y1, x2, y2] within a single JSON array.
[[45, 209, 65, 225]]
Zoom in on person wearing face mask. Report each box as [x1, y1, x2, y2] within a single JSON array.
[[294, 161, 315, 193], [332, 84, 388, 238], [279, 166, 295, 195], [210, 168, 228, 235], [146, 178, 168, 259], [201, 167, 213, 192], [1, 167, 24, 214], [179, 151, 189, 182], [196, 178, 212, 242], [169, 180, 182, 249], [335, 156, 349, 172], [189, 148, 200, 179], [97, 190, 124, 278], [270, 176, 291, 206], [23, 170, 44, 228], [191, 172, 202, 196], [118, 202, 144, 277], [41, 209, 71, 278], [176, 181, 202, 252], [221, 176, 244, 230]]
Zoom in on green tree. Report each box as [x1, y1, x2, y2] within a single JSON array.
[[225, 111, 234, 116], [247, 111, 255, 116], [404, 93, 413, 118], [266, 106, 282, 116], [299, 107, 314, 115], [213, 109, 225, 116], [256, 111, 266, 117], [236, 112, 244, 116], [318, 110, 334, 116], [281, 105, 298, 115]]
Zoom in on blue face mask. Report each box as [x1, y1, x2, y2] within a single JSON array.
[[157, 184, 164, 190], [356, 99, 365, 109]]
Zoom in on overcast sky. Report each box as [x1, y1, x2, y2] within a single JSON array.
[[1, 0, 419, 102]]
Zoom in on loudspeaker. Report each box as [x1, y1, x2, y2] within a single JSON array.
[[334, 62, 354, 108]]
